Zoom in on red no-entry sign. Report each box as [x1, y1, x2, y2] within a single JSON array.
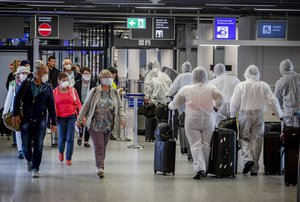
[[35, 15, 59, 39], [38, 23, 51, 37]]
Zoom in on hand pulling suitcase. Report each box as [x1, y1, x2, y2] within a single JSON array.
[[208, 128, 236, 178], [283, 126, 299, 186], [154, 109, 176, 175], [263, 132, 283, 175], [145, 117, 156, 142]]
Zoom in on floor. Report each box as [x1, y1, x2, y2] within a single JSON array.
[[0, 108, 298, 202]]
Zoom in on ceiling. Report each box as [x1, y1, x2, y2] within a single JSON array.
[[0, 0, 299, 29]]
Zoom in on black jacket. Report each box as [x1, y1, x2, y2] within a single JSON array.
[[74, 79, 96, 103], [49, 67, 60, 89], [13, 79, 57, 125]]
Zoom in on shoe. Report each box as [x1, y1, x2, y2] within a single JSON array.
[[66, 160, 72, 166], [77, 139, 82, 146], [27, 161, 32, 172], [193, 170, 206, 180], [243, 161, 254, 174], [11, 143, 17, 148], [84, 142, 90, 147], [181, 148, 187, 154], [97, 168, 104, 178], [110, 135, 116, 140], [31, 169, 40, 178], [18, 151, 24, 159], [58, 153, 64, 162], [250, 172, 258, 176]]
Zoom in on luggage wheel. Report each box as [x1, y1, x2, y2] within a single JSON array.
[[232, 174, 235, 178], [154, 170, 157, 174], [172, 172, 175, 176]]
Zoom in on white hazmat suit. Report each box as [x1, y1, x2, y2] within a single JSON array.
[[275, 59, 300, 126], [230, 65, 283, 174], [210, 63, 240, 125], [150, 69, 170, 104], [144, 61, 172, 102], [169, 67, 224, 176]]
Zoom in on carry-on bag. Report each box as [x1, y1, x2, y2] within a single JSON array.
[[145, 117, 156, 142], [208, 128, 236, 178]]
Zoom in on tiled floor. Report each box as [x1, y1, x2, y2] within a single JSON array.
[[0, 108, 297, 202]]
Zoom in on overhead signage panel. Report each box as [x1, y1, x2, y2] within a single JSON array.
[[127, 18, 146, 29], [35, 15, 59, 39], [153, 18, 175, 40], [214, 18, 236, 40]]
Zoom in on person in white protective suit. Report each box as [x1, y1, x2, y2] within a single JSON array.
[[143, 62, 153, 79], [230, 65, 283, 175], [168, 67, 224, 179], [275, 59, 300, 126], [144, 61, 172, 104], [150, 68, 170, 104], [166, 61, 193, 154], [210, 63, 240, 126]]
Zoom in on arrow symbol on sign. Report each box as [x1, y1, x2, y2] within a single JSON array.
[[129, 20, 136, 27]]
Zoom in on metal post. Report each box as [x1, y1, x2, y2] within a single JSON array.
[[117, 94, 131, 142], [127, 97, 144, 149]]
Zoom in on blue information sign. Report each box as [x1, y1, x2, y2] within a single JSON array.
[[214, 18, 236, 40]]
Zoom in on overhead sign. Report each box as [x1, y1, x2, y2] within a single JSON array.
[[130, 18, 152, 39], [257, 20, 287, 40], [153, 18, 175, 40], [35, 15, 59, 39], [127, 18, 146, 29], [214, 18, 236, 40]]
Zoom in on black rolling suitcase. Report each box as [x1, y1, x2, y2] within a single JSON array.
[[145, 117, 156, 142], [263, 132, 283, 175], [154, 110, 176, 175], [283, 126, 300, 186], [208, 128, 236, 178]]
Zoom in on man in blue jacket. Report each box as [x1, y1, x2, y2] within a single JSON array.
[[12, 61, 57, 178]]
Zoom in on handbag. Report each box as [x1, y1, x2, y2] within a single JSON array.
[[3, 81, 28, 131], [71, 87, 80, 116]]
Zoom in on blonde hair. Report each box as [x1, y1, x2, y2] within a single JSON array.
[[98, 69, 112, 79], [62, 59, 72, 66], [12, 59, 21, 73]]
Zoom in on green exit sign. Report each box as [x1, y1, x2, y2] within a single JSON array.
[[127, 18, 146, 29]]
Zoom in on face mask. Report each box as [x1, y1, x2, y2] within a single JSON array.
[[42, 74, 49, 83], [19, 74, 28, 82], [60, 81, 69, 88], [64, 64, 72, 70], [82, 74, 91, 81], [101, 78, 113, 86]]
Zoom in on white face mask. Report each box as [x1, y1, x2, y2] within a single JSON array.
[[42, 74, 49, 83], [19, 74, 28, 82], [64, 64, 72, 70], [101, 78, 113, 86], [60, 81, 69, 88], [82, 74, 91, 82]]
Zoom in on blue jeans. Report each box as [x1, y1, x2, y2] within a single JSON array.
[[57, 114, 76, 161], [21, 119, 47, 171]]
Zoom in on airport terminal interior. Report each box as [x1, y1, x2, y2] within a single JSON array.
[[0, 0, 300, 202]]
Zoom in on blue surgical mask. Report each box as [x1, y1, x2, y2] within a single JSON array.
[[101, 78, 113, 86]]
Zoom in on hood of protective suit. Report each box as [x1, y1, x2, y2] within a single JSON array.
[[279, 59, 294, 75], [153, 61, 161, 71], [244, 65, 260, 81], [181, 62, 192, 73], [148, 68, 159, 78], [214, 63, 226, 77], [192, 66, 208, 83]]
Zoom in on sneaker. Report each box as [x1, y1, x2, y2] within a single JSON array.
[[66, 160, 72, 166], [18, 151, 24, 159], [58, 153, 64, 162], [243, 161, 254, 174], [31, 169, 40, 178], [27, 161, 32, 172], [110, 135, 116, 140], [97, 168, 104, 178], [193, 170, 206, 180], [84, 142, 90, 148]]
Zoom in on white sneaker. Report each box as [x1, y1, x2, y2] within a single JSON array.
[[32, 169, 40, 178], [97, 168, 104, 178]]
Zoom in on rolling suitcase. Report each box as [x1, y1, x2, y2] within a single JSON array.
[[154, 110, 176, 175], [263, 132, 283, 175], [208, 128, 236, 178], [145, 117, 156, 142], [283, 126, 299, 186]]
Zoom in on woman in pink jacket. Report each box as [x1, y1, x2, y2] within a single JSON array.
[[53, 72, 82, 166]]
